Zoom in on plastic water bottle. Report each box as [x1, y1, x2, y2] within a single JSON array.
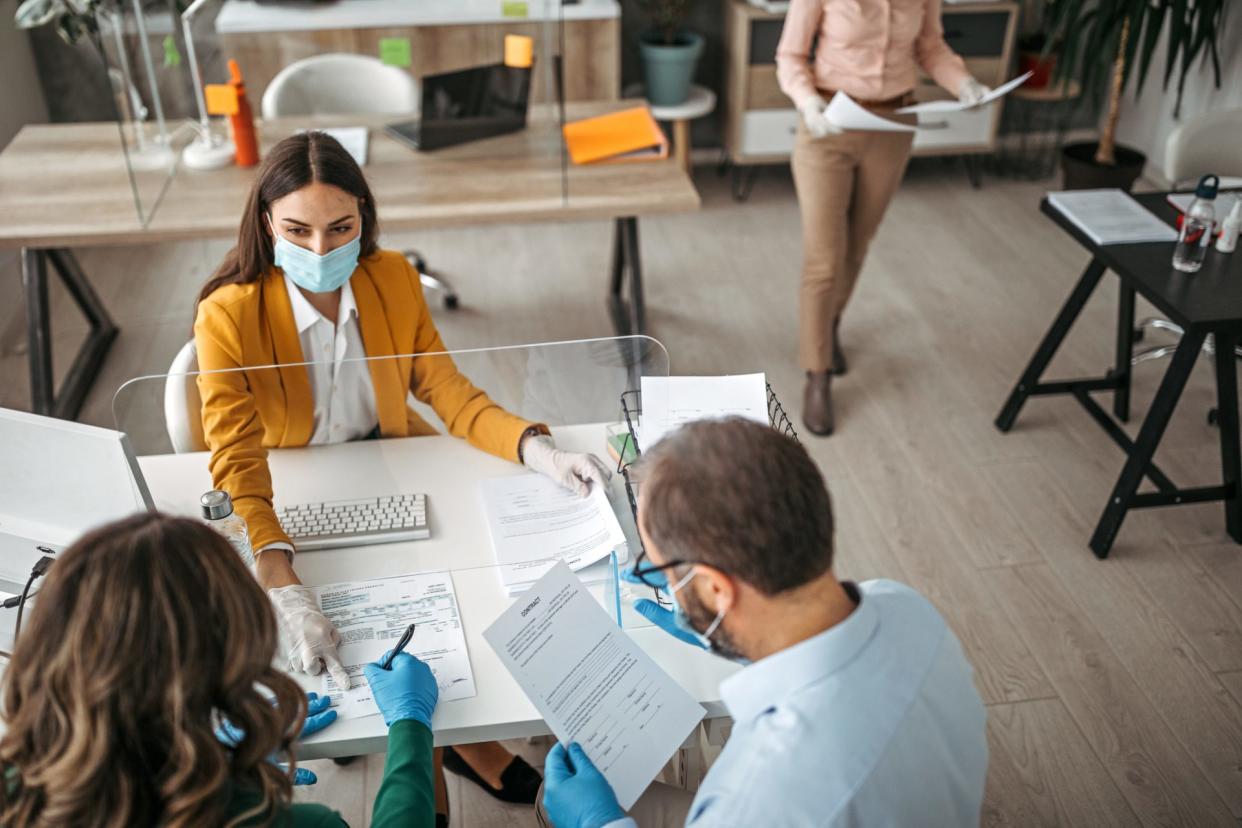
[[201, 490, 255, 568], [1173, 173, 1219, 273]]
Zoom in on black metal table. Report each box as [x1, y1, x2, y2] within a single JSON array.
[[996, 192, 1242, 558]]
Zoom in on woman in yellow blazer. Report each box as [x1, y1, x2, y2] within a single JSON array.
[[194, 132, 609, 820]]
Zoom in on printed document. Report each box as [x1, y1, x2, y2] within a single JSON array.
[[314, 572, 475, 719], [483, 562, 705, 809], [482, 473, 625, 591], [1047, 189, 1178, 245], [896, 72, 1033, 114], [639, 373, 769, 449], [824, 92, 916, 132]]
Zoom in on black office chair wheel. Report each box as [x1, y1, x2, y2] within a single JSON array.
[[1133, 326, 1146, 342], [444, 294, 460, 310], [1209, 408, 1219, 426]]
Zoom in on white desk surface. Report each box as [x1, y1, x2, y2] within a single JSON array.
[[216, 0, 620, 35], [137, 424, 736, 759]]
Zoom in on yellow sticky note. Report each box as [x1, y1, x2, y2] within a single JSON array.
[[501, 1, 528, 18], [204, 84, 239, 116], [379, 37, 412, 68], [504, 34, 533, 68]]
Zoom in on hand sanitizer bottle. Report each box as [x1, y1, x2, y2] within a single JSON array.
[[1216, 199, 1241, 254], [1173, 174, 1219, 273], [201, 490, 255, 568]]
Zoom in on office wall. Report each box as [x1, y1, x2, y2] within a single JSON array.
[[1114, 9, 1242, 185], [0, 25, 49, 149]]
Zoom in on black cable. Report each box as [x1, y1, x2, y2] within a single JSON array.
[[13, 572, 37, 639]]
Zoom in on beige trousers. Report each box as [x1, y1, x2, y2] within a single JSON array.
[[536, 781, 695, 828], [791, 109, 915, 372]]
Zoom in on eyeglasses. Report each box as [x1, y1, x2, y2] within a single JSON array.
[[628, 545, 690, 592]]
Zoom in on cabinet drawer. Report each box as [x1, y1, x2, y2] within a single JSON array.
[[910, 106, 993, 151], [940, 11, 1009, 57], [741, 109, 799, 156]]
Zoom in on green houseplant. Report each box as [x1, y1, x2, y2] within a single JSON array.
[[636, 0, 702, 107], [1042, 0, 1229, 190]]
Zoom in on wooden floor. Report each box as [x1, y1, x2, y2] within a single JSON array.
[[3, 160, 1241, 827]]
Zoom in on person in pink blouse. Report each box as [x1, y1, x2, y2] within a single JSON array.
[[776, 0, 989, 436]]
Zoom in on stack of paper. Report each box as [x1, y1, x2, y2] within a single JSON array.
[[638, 373, 769, 451], [482, 473, 626, 596], [313, 571, 476, 720], [1047, 189, 1178, 246]]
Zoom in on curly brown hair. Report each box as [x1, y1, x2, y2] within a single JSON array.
[[0, 513, 309, 827]]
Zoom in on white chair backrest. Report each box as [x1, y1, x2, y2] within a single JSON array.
[[165, 340, 207, 454], [1164, 108, 1242, 187], [261, 54, 420, 120]]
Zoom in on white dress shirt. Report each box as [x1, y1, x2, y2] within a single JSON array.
[[611, 578, 988, 827], [284, 274, 379, 445]]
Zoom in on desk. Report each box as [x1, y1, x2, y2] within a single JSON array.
[[137, 424, 737, 759], [0, 102, 700, 419], [996, 192, 1242, 558]]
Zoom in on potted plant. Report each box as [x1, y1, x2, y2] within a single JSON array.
[[1043, 0, 1228, 191], [636, 0, 702, 107], [1016, 32, 1055, 90]]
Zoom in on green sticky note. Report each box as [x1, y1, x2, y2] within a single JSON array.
[[502, 0, 528, 18], [162, 34, 182, 67], [378, 37, 412, 68]]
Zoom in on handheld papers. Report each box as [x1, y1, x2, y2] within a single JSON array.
[[482, 473, 626, 594], [639, 373, 769, 450], [314, 572, 475, 719], [896, 72, 1032, 114], [483, 563, 704, 809], [1047, 189, 1178, 246], [824, 92, 916, 133]]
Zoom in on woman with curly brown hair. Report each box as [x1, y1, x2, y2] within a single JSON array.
[[0, 512, 439, 827]]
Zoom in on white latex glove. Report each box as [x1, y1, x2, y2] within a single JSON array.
[[958, 77, 991, 107], [269, 584, 351, 689], [798, 95, 842, 138], [522, 434, 612, 497]]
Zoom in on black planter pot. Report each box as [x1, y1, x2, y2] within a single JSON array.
[[1060, 142, 1147, 191]]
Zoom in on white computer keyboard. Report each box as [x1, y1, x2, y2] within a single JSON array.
[[276, 493, 429, 551]]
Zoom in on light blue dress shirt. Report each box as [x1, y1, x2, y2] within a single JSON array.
[[615, 578, 989, 827]]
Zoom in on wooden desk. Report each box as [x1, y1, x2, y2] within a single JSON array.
[[996, 193, 1242, 558], [0, 101, 700, 418]]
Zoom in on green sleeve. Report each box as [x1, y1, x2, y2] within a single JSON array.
[[371, 719, 436, 828]]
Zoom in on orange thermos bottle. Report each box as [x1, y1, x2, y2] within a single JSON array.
[[227, 59, 260, 167]]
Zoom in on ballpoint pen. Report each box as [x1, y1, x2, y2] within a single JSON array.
[[381, 623, 416, 671]]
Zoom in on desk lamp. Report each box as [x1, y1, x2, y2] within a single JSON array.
[[180, 0, 235, 169]]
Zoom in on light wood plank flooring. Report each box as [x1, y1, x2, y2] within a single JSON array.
[[2, 161, 1241, 827]]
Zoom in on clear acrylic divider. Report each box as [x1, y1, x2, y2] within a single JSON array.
[[111, 337, 670, 630]]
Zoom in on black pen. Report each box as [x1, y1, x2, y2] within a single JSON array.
[[381, 624, 417, 671]]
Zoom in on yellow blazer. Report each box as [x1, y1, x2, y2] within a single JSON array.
[[194, 249, 538, 551]]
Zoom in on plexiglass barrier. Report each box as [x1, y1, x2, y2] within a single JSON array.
[[111, 337, 670, 629]]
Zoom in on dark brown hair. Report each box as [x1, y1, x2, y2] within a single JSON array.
[[639, 418, 835, 595], [0, 513, 307, 828], [196, 131, 381, 308]]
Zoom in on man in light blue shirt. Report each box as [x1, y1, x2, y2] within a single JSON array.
[[540, 419, 988, 828]]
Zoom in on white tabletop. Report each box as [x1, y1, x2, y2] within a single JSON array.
[[216, 0, 620, 35], [137, 424, 737, 758]]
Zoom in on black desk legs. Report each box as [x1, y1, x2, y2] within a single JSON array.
[[1214, 331, 1242, 542], [608, 217, 646, 337], [1113, 284, 1135, 421], [1089, 330, 1207, 558], [21, 247, 118, 420], [996, 259, 1106, 432]]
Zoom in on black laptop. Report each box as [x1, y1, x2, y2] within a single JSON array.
[[385, 62, 533, 152]]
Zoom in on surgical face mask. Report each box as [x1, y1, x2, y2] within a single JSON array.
[[668, 568, 738, 658], [268, 213, 362, 293]]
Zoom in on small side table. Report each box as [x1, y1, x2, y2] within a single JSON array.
[[625, 84, 718, 174]]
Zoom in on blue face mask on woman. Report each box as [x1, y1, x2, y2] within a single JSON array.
[[268, 213, 362, 293]]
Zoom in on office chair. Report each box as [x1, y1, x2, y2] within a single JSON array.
[[1133, 108, 1242, 383], [261, 53, 461, 310], [165, 340, 207, 453]]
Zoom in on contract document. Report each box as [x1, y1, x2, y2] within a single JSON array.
[[639, 373, 769, 449], [824, 92, 916, 132], [895, 72, 1033, 114], [483, 562, 705, 809], [482, 472, 625, 593], [314, 572, 476, 719]]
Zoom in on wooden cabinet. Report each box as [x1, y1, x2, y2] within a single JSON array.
[[723, 0, 1019, 165]]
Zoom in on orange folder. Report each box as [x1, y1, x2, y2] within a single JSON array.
[[562, 106, 669, 165]]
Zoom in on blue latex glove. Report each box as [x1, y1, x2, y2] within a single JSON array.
[[543, 742, 625, 828], [217, 692, 337, 785], [633, 598, 707, 649], [620, 564, 668, 590], [363, 651, 438, 728]]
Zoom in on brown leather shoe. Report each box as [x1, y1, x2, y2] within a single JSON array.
[[832, 317, 847, 376], [803, 371, 834, 436]]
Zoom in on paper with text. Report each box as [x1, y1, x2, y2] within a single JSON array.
[[315, 572, 475, 719], [824, 92, 916, 132], [1047, 189, 1178, 246], [482, 473, 625, 590], [639, 373, 769, 449], [896, 72, 1033, 114], [483, 562, 704, 809]]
